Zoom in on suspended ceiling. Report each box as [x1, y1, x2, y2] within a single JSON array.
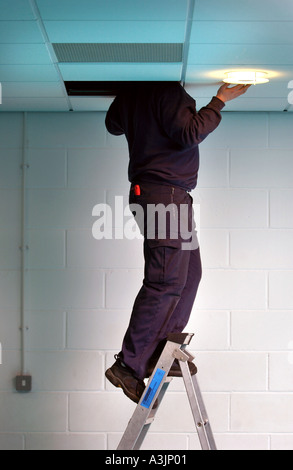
[[0, 0, 293, 112]]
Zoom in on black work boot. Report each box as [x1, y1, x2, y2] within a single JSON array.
[[105, 356, 146, 404]]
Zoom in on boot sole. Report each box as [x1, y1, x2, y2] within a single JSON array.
[[105, 368, 142, 404]]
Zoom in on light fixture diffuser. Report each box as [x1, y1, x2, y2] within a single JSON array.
[[223, 71, 269, 85]]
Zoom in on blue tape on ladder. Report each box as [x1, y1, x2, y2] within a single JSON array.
[[141, 368, 165, 409]]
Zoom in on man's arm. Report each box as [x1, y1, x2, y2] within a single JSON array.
[[158, 83, 224, 149], [159, 83, 250, 149]]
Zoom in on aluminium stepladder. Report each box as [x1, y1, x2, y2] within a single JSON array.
[[117, 333, 217, 451]]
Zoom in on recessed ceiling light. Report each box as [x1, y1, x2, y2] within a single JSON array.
[[223, 71, 269, 85]]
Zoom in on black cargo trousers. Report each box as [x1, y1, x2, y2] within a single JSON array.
[[120, 182, 202, 380]]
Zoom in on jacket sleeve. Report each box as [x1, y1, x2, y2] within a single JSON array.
[[105, 96, 125, 136], [159, 84, 225, 148]]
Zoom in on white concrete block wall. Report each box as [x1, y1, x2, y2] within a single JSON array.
[[0, 110, 293, 450]]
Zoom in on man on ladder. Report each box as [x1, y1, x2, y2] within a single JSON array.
[[105, 81, 249, 405]]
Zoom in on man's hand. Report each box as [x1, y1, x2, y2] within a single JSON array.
[[216, 83, 251, 103]]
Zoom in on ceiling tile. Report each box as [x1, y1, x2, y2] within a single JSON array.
[[194, 0, 293, 21], [187, 81, 290, 100], [0, 21, 44, 43], [188, 44, 293, 66], [194, 97, 287, 112], [0, 98, 69, 112], [44, 21, 186, 43], [59, 63, 182, 81], [37, 0, 188, 20], [0, 65, 60, 82], [185, 83, 224, 99], [3, 82, 65, 98], [222, 98, 288, 112], [0, 0, 35, 20], [191, 21, 293, 45], [0, 44, 52, 65]]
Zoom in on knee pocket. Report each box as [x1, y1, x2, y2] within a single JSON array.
[[144, 239, 189, 286]]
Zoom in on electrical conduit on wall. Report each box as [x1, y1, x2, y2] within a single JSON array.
[[18, 112, 31, 391]]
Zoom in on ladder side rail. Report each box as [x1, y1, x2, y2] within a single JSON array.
[[191, 374, 217, 450], [179, 360, 216, 451]]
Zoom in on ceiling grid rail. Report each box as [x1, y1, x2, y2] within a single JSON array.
[[29, 0, 73, 111], [181, 0, 196, 87]]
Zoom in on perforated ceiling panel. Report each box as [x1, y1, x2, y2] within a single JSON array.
[[53, 43, 183, 63]]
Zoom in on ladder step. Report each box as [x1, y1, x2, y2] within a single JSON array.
[[167, 332, 194, 345]]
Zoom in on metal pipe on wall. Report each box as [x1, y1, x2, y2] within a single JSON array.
[[20, 111, 29, 376]]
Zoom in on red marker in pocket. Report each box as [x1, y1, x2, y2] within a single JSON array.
[[134, 185, 141, 196]]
